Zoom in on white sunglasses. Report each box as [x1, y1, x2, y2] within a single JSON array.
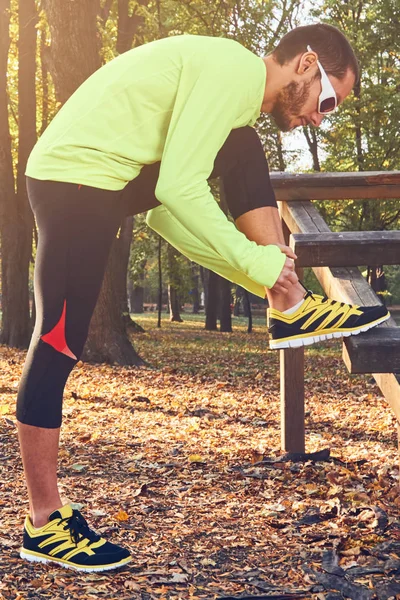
[[307, 45, 338, 114]]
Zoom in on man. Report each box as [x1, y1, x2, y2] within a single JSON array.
[[17, 23, 389, 571]]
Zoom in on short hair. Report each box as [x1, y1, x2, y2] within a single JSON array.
[[272, 23, 360, 85]]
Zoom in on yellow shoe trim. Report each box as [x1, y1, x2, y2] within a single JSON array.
[[20, 547, 132, 572]]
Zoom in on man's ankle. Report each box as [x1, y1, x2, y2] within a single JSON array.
[[268, 289, 305, 312], [31, 502, 63, 528]]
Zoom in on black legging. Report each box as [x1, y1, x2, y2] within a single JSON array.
[[16, 126, 277, 428]]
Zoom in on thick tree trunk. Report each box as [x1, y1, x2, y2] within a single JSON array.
[[83, 243, 145, 365], [168, 286, 183, 322], [117, 0, 148, 54], [0, 0, 36, 348], [0, 0, 14, 338], [42, 0, 101, 105], [129, 280, 145, 313], [43, 0, 142, 365], [205, 270, 218, 331]]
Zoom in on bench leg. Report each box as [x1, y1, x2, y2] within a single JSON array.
[[280, 220, 305, 453], [280, 348, 305, 452]]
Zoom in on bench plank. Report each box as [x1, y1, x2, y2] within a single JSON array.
[[275, 185, 400, 201], [271, 171, 400, 201], [290, 231, 400, 267], [271, 171, 400, 187], [342, 329, 400, 374]]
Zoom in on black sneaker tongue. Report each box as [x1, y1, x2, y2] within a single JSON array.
[[48, 504, 73, 522]]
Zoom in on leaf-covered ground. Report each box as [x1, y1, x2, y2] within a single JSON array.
[[1, 313, 399, 600]]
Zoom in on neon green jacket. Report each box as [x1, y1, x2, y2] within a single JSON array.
[[26, 35, 285, 296]]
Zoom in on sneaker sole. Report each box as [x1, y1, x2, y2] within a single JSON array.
[[269, 313, 390, 350], [20, 548, 132, 572]]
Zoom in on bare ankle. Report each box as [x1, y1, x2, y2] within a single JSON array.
[[268, 288, 305, 312], [31, 502, 63, 528]]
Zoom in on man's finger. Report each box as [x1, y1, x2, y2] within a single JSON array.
[[275, 243, 297, 260]]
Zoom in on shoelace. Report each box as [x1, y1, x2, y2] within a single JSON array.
[[300, 281, 353, 309], [58, 510, 101, 546]]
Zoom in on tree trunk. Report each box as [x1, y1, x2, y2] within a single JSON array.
[[200, 266, 208, 311], [0, 0, 14, 338], [117, 0, 149, 54], [40, 26, 49, 135], [115, 217, 144, 333], [233, 285, 242, 316], [219, 277, 232, 332], [115, 215, 140, 331], [42, 0, 101, 105], [118, 216, 133, 316], [353, 79, 365, 172], [157, 237, 162, 327], [0, 0, 36, 348], [128, 258, 146, 314], [191, 264, 200, 313], [275, 130, 286, 172], [216, 180, 232, 332], [129, 283, 145, 313], [243, 290, 253, 333], [205, 270, 218, 331], [168, 286, 183, 322], [43, 0, 142, 365], [367, 266, 387, 305], [303, 127, 321, 171], [167, 244, 183, 322]]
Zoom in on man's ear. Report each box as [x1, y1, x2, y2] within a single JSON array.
[[297, 50, 317, 75]]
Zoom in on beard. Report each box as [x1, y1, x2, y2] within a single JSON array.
[[271, 79, 312, 132]]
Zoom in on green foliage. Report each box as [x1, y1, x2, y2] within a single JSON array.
[[308, 0, 400, 231]]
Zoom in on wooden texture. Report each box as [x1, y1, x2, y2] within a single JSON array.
[[280, 199, 400, 423], [290, 231, 400, 267], [279, 222, 305, 453], [280, 348, 305, 453], [342, 329, 400, 374], [271, 171, 400, 201]]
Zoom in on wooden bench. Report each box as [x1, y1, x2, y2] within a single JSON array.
[[269, 171, 400, 456]]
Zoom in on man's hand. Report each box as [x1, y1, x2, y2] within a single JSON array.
[[269, 244, 299, 295]]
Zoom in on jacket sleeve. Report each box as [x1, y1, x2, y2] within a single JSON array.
[[146, 204, 267, 298], [154, 44, 286, 289]]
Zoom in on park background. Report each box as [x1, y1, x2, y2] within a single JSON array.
[[0, 1, 400, 599]]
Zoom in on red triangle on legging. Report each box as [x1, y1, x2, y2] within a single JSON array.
[[41, 299, 78, 360]]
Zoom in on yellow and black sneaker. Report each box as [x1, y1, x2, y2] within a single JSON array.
[[20, 504, 132, 572], [268, 289, 390, 350]]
